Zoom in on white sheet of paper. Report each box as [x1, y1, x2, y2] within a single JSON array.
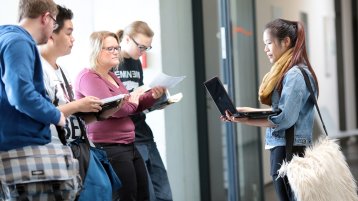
[[148, 72, 186, 88]]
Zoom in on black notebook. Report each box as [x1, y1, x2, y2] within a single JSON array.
[[74, 94, 126, 117], [204, 77, 280, 118], [100, 94, 126, 111]]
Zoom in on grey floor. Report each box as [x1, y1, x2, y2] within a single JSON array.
[[264, 136, 358, 201]]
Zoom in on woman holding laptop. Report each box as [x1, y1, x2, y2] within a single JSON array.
[[223, 18, 319, 201]]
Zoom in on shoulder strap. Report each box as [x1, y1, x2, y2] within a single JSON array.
[[57, 67, 90, 146], [285, 67, 327, 161], [59, 67, 75, 102], [298, 67, 328, 136]]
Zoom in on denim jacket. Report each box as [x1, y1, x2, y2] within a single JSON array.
[[265, 65, 317, 147]]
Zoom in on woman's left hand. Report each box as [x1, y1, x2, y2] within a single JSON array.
[[77, 96, 102, 113], [151, 86, 166, 99], [221, 110, 249, 123], [221, 108, 274, 127]]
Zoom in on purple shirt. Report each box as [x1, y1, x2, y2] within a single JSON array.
[[75, 68, 156, 144]]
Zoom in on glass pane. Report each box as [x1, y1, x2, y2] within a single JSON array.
[[230, 0, 264, 200]]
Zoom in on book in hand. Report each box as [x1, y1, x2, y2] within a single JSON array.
[[100, 94, 127, 111], [144, 92, 183, 113], [74, 94, 126, 117]]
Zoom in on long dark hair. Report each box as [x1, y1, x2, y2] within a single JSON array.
[[265, 19, 319, 95]]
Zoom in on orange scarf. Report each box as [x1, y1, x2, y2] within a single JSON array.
[[258, 49, 293, 105]]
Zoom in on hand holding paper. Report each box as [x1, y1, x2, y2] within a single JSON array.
[[143, 72, 185, 113], [144, 92, 183, 113], [151, 86, 166, 99]]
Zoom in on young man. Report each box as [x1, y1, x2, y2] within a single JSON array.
[[40, 5, 102, 140], [40, 6, 118, 201], [0, 0, 65, 151], [115, 21, 172, 201]]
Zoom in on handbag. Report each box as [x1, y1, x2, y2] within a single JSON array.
[[58, 125, 122, 201], [278, 67, 358, 201], [0, 143, 81, 201]]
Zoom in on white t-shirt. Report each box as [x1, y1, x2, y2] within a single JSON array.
[[42, 59, 72, 104], [41, 58, 84, 141]]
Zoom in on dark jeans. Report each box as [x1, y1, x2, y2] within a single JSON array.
[[96, 143, 149, 201], [270, 146, 305, 201], [136, 142, 173, 201]]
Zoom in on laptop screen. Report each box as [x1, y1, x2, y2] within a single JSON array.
[[204, 76, 281, 118], [204, 77, 238, 116]]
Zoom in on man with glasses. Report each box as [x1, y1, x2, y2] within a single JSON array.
[[114, 21, 172, 201], [49, 14, 59, 30], [0, 0, 65, 151]]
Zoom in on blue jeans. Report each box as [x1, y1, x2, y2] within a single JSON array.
[[136, 142, 173, 201]]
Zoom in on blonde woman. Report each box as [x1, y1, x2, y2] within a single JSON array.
[[75, 31, 164, 201]]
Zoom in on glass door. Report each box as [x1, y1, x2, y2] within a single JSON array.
[[219, 0, 264, 200]]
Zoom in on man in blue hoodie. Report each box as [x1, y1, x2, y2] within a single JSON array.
[[0, 0, 65, 151]]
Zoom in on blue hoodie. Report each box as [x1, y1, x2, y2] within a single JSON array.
[[0, 25, 61, 151]]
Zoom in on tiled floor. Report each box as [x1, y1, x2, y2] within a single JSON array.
[[264, 136, 358, 201]]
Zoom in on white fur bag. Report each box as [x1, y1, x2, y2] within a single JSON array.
[[278, 136, 358, 201], [278, 68, 358, 201]]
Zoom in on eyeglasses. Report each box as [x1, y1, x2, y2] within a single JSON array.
[[102, 46, 121, 53], [131, 37, 152, 52], [49, 15, 59, 30]]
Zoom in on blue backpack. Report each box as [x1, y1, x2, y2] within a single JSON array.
[[77, 145, 121, 201]]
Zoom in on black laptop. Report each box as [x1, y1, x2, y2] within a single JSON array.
[[204, 77, 281, 119]]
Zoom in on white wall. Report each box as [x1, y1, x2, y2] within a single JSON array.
[[0, 1, 18, 23], [159, 1, 200, 200]]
